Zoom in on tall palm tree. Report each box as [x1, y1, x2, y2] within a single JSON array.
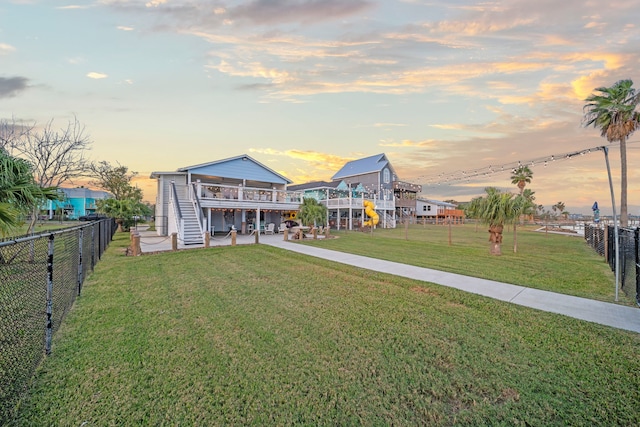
[[583, 79, 640, 227], [510, 166, 533, 195]]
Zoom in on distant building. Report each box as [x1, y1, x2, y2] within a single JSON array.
[[42, 187, 112, 220], [416, 198, 464, 223]]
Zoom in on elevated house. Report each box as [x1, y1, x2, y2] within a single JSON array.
[[289, 153, 422, 230], [151, 155, 302, 244]]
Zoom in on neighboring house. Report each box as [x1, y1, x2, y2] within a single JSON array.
[[416, 198, 465, 223], [151, 154, 302, 244], [393, 181, 422, 220], [42, 187, 112, 220], [290, 153, 422, 230], [326, 153, 400, 229]]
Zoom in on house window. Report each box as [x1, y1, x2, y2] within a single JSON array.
[[423, 206, 427, 211], [383, 168, 390, 184], [427, 206, 431, 211]]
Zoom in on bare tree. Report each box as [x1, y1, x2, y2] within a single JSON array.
[[2, 116, 93, 231], [7, 116, 92, 188], [0, 116, 34, 151]]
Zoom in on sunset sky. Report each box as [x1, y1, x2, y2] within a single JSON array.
[[2, 0, 639, 214]]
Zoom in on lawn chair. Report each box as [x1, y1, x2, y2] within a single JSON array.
[[278, 223, 287, 233], [264, 223, 275, 234]]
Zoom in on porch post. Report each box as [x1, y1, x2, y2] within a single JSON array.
[[255, 207, 260, 243], [207, 208, 212, 235], [348, 184, 352, 231]]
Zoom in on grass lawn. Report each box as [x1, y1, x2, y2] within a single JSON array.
[[12, 231, 640, 426], [302, 223, 632, 304]]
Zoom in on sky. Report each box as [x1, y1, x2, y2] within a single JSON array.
[[1, 0, 640, 215]]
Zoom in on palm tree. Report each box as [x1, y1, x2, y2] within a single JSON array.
[[522, 189, 536, 222], [510, 166, 533, 195], [476, 187, 519, 255], [583, 79, 640, 227], [0, 149, 59, 235], [298, 197, 327, 228]]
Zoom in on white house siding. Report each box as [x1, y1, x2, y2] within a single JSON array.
[[155, 173, 187, 236]]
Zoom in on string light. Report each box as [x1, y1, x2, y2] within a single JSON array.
[[417, 144, 619, 187]]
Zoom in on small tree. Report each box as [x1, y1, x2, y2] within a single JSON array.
[[298, 197, 327, 227], [89, 161, 142, 201], [0, 149, 59, 235], [476, 187, 519, 255]]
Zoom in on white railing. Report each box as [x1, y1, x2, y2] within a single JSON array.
[[197, 182, 303, 205], [169, 182, 184, 238], [324, 197, 395, 210], [189, 184, 205, 236]]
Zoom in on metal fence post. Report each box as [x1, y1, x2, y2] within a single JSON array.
[[90, 225, 95, 270], [77, 228, 84, 295], [45, 234, 54, 355]]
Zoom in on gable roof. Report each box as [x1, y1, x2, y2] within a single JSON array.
[[331, 153, 393, 181], [176, 154, 292, 184]]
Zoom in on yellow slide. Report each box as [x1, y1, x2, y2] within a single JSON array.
[[363, 200, 379, 227]]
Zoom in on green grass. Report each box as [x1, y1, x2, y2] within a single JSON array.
[[12, 232, 640, 425], [302, 223, 630, 304]]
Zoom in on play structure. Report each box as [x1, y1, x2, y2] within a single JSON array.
[[363, 200, 379, 227]]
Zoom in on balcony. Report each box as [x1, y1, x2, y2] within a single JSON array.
[[192, 183, 303, 210]]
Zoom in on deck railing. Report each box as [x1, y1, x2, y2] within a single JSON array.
[[196, 183, 303, 205]]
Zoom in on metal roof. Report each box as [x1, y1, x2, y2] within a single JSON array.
[[331, 153, 390, 180], [288, 180, 342, 191], [163, 154, 292, 184]]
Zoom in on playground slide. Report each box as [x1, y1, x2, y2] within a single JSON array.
[[363, 200, 379, 227]]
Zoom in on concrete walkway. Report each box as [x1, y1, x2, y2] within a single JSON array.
[[135, 227, 640, 334], [263, 239, 640, 334]]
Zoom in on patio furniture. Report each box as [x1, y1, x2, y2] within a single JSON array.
[[278, 223, 287, 233], [264, 223, 275, 234]]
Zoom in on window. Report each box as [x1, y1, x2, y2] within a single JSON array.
[[427, 206, 431, 211], [383, 168, 390, 184], [423, 206, 427, 211]]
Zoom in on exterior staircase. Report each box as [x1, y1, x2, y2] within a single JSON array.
[[173, 185, 203, 245], [177, 198, 203, 244]]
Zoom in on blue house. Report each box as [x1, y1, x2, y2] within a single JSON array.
[[42, 187, 112, 220], [151, 154, 302, 243]]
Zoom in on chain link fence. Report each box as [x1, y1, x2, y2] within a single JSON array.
[[0, 219, 115, 424], [585, 224, 640, 306]]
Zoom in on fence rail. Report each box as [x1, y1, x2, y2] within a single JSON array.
[[0, 219, 116, 424], [585, 224, 640, 306]]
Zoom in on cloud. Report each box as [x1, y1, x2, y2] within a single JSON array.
[[0, 43, 16, 55], [227, 0, 374, 26], [117, 25, 135, 31], [249, 147, 352, 175], [374, 123, 406, 128], [0, 77, 29, 98], [86, 72, 108, 79], [56, 4, 92, 9]]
